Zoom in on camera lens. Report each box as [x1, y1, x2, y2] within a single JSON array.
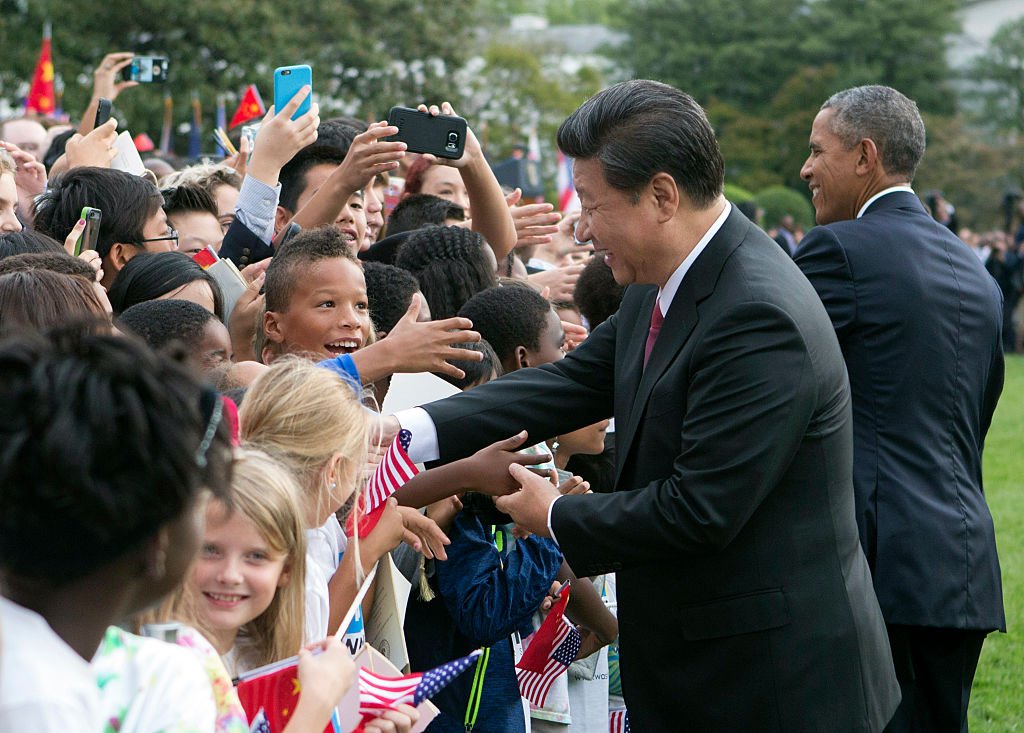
[[282, 70, 291, 76], [448, 132, 459, 143]]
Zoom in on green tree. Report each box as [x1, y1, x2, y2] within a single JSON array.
[[799, 0, 960, 115], [618, 0, 809, 111], [456, 41, 605, 200], [967, 16, 1024, 135], [616, 0, 960, 116]]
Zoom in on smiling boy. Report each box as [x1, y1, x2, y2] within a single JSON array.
[[262, 226, 485, 384]]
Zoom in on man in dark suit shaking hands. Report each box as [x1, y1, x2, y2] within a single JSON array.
[[795, 86, 1005, 733], [392, 80, 900, 730]]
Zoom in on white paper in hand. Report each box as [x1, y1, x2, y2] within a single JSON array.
[[110, 131, 146, 176]]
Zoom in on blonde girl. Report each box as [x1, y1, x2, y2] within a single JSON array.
[[239, 356, 407, 643], [191, 448, 307, 674]]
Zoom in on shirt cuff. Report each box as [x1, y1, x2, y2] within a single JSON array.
[[235, 175, 281, 244], [547, 495, 561, 546], [394, 407, 440, 463]]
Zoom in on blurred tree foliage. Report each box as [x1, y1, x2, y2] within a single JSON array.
[[0, 0, 483, 154]]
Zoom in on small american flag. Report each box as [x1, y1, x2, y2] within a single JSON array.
[[365, 428, 418, 513], [248, 710, 271, 733], [359, 650, 481, 717], [516, 583, 581, 707], [609, 708, 631, 733]]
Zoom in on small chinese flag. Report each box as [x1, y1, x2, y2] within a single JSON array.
[[26, 23, 56, 116], [229, 84, 266, 128]]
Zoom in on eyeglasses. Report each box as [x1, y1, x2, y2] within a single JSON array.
[[138, 228, 179, 249]]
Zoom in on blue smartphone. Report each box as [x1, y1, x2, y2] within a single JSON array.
[[273, 64, 312, 120]]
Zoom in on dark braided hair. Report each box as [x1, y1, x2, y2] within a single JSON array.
[[394, 225, 496, 320], [0, 326, 232, 585]]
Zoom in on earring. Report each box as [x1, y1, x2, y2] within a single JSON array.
[[329, 481, 337, 493]]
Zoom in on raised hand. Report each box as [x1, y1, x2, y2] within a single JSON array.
[[248, 87, 320, 186], [528, 262, 585, 303], [358, 293, 482, 381], [63, 119, 119, 170]]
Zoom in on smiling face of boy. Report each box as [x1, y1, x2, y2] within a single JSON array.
[[264, 256, 372, 361]]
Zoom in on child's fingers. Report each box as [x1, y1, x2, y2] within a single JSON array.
[[490, 430, 530, 452], [512, 451, 553, 470]]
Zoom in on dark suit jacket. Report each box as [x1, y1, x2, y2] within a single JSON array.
[[795, 191, 1005, 632], [218, 218, 274, 269], [423, 208, 900, 731]]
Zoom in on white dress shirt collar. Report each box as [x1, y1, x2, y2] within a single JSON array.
[[658, 201, 732, 316], [857, 186, 915, 219]]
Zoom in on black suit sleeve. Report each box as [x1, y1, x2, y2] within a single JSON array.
[[794, 226, 856, 343], [552, 301, 819, 571], [218, 218, 275, 268], [423, 312, 619, 461]]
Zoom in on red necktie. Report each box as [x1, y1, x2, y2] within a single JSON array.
[[643, 299, 664, 368]]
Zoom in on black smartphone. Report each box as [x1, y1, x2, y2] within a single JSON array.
[[75, 207, 102, 256], [121, 56, 169, 83], [94, 98, 112, 128], [386, 106, 467, 160]]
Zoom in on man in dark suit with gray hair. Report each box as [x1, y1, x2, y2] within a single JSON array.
[[796, 85, 1005, 733]]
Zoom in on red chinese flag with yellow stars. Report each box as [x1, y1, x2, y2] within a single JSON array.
[[236, 661, 333, 733], [26, 25, 56, 116], [229, 84, 266, 128]]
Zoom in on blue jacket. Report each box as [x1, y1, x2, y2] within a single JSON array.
[[405, 509, 561, 732]]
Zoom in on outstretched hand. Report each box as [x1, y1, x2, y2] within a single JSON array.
[[334, 121, 406, 193], [379, 294, 481, 379], [461, 431, 553, 497]]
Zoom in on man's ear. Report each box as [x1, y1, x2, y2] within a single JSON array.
[[516, 345, 531, 369], [648, 172, 680, 222], [108, 242, 136, 272], [264, 310, 284, 344], [855, 138, 880, 176], [274, 206, 292, 236]]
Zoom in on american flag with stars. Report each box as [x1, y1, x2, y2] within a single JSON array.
[[359, 649, 481, 717], [609, 708, 631, 733], [366, 428, 418, 513], [516, 583, 581, 707]]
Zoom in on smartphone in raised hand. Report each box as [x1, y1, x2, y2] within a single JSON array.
[[121, 56, 169, 83], [75, 207, 102, 256], [385, 106, 467, 160], [273, 65, 312, 120]]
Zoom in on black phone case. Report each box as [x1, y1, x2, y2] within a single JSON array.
[[386, 107, 467, 160], [94, 99, 112, 128]]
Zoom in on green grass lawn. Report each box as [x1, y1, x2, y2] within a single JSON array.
[[970, 354, 1024, 732]]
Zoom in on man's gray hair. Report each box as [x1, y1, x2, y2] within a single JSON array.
[[822, 85, 926, 181]]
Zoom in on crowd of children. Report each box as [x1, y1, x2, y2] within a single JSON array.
[[0, 51, 628, 733]]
